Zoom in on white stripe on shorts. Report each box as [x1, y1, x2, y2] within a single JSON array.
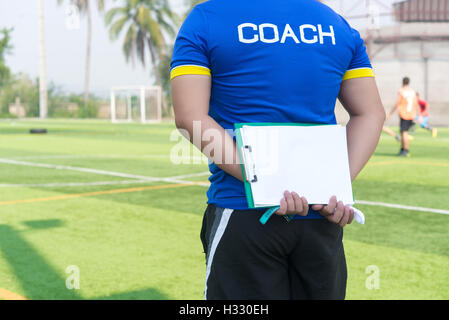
[[204, 208, 234, 300]]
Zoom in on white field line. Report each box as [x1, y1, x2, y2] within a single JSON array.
[[9, 154, 208, 161], [0, 180, 149, 188], [0, 171, 210, 188], [355, 200, 449, 215], [173, 182, 449, 217], [1, 157, 447, 216], [185, 184, 449, 216], [0, 158, 210, 187]]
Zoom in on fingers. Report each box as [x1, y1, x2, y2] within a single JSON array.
[[284, 191, 296, 213], [276, 198, 288, 216], [347, 208, 355, 225], [337, 204, 351, 227], [277, 193, 353, 226], [275, 191, 356, 227], [291, 192, 306, 214], [314, 196, 355, 228], [327, 200, 344, 224], [340, 205, 355, 227], [276, 191, 309, 216], [311, 204, 324, 211], [327, 203, 354, 227], [299, 196, 309, 216], [321, 196, 337, 217]]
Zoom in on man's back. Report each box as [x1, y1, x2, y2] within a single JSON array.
[[172, 0, 372, 127], [171, 0, 375, 210]]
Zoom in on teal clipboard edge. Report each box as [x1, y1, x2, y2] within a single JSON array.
[[234, 122, 332, 210], [234, 124, 255, 208]]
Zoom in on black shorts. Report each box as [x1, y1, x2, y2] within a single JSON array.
[[200, 204, 347, 300], [400, 119, 414, 132]]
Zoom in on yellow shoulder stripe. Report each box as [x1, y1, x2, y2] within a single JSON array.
[[343, 68, 375, 81], [170, 65, 211, 80]]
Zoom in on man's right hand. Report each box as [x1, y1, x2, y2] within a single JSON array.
[[311, 196, 354, 227]]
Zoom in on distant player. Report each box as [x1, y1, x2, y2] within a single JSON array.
[[388, 77, 418, 157], [415, 93, 437, 138]]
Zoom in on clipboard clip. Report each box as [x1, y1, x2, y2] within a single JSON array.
[[241, 145, 258, 183]]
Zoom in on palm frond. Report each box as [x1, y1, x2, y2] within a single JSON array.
[[155, 11, 177, 38], [136, 29, 146, 66], [105, 7, 127, 26], [147, 14, 166, 54], [122, 24, 136, 65], [108, 16, 129, 40]]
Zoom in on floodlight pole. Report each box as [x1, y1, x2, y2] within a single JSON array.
[[38, 0, 48, 119]]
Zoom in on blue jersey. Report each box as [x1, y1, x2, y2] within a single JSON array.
[[171, 0, 374, 215]]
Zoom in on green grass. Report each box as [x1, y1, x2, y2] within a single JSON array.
[[0, 119, 448, 300]]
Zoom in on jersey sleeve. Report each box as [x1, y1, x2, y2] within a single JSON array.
[[342, 28, 375, 81], [170, 6, 211, 80]]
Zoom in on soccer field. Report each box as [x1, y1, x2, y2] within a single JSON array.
[[0, 119, 448, 300]]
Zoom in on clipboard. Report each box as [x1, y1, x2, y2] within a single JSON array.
[[234, 123, 365, 224], [235, 122, 318, 209]]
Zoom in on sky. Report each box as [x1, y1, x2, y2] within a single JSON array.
[[0, 0, 395, 97], [0, 0, 187, 97]]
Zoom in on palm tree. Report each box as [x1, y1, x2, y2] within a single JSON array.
[[0, 28, 13, 87], [105, 0, 179, 115], [0, 28, 13, 62], [38, 0, 48, 119], [57, 0, 105, 108]]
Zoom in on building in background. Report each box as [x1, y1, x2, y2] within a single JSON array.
[[334, 0, 449, 126]]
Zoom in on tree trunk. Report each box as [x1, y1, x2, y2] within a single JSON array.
[[84, 0, 92, 108], [38, 0, 48, 119], [147, 39, 168, 115]]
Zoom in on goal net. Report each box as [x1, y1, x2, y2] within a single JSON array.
[[110, 86, 162, 123]]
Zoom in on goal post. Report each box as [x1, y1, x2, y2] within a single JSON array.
[[110, 86, 162, 123]]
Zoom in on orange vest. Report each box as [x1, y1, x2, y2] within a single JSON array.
[[397, 88, 418, 120]]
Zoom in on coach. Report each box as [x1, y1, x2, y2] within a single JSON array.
[[171, 0, 385, 300]]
